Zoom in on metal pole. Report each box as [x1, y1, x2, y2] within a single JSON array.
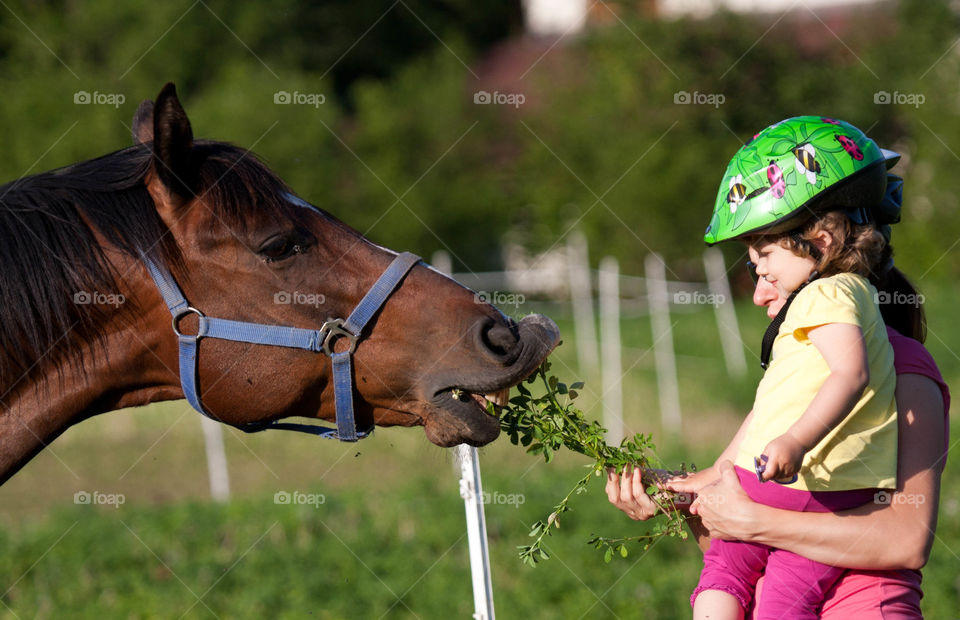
[[456, 444, 496, 620]]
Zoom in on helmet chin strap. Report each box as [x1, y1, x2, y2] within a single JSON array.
[[760, 270, 820, 370]]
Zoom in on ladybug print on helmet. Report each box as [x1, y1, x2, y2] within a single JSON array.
[[836, 134, 864, 161], [767, 161, 786, 198]]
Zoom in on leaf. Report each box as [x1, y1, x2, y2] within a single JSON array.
[[604, 547, 613, 563], [571, 381, 585, 390], [619, 544, 628, 558]]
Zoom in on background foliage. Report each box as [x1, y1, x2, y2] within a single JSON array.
[[1, 1, 957, 278]]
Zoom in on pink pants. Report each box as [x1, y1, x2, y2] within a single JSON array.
[[748, 569, 925, 619], [692, 466, 879, 619]]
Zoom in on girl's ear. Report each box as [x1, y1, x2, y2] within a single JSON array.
[[809, 229, 833, 253]]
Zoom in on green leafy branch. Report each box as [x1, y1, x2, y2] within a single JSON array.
[[497, 360, 692, 566]]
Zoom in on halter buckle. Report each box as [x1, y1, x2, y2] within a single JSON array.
[[320, 318, 358, 355], [172, 306, 205, 341]]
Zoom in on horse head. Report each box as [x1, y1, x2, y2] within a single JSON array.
[[122, 83, 559, 448]]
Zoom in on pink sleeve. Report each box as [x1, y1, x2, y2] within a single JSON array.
[[886, 326, 951, 468]]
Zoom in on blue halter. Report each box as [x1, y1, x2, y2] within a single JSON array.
[[143, 251, 421, 442]]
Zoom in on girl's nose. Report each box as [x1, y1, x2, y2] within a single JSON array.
[[753, 277, 778, 308]]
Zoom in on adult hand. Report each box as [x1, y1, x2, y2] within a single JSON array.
[[605, 465, 660, 521], [690, 460, 762, 542]]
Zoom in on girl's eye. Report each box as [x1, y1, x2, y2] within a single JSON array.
[[260, 237, 301, 263]]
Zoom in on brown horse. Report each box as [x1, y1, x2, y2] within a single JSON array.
[[0, 83, 559, 485]]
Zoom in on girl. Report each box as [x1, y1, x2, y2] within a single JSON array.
[[686, 116, 915, 619]]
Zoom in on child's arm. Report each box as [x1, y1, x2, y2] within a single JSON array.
[[760, 322, 870, 481], [667, 409, 755, 492]]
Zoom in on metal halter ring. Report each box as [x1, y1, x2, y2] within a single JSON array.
[[320, 318, 359, 356], [172, 306, 205, 340]]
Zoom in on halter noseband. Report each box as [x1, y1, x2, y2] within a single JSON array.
[[143, 251, 421, 441]]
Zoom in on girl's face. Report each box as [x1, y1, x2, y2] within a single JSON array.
[[747, 240, 817, 304]]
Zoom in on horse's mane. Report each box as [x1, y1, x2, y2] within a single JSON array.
[[0, 140, 302, 393]]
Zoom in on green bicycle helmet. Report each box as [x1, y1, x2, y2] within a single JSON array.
[[704, 116, 901, 245]]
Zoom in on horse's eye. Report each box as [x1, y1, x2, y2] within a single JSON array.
[[259, 236, 300, 263]]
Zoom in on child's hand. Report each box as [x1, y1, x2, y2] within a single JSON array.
[[757, 434, 806, 482]]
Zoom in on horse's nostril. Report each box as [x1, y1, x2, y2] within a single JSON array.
[[480, 320, 519, 358]]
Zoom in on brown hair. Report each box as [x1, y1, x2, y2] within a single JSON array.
[[753, 212, 926, 342]]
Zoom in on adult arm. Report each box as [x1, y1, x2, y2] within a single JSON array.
[[691, 373, 943, 570]]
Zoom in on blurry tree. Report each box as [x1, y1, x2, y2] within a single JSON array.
[[0, 0, 957, 283]]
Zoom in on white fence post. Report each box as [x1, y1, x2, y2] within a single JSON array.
[[200, 416, 230, 502], [644, 253, 682, 432], [703, 248, 746, 377], [431, 250, 453, 278], [566, 231, 599, 377], [599, 256, 623, 445]]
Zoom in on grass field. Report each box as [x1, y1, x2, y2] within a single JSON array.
[[0, 285, 957, 618]]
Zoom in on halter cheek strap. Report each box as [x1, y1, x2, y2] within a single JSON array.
[[143, 251, 421, 441]]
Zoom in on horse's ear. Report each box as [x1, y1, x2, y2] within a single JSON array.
[[132, 99, 154, 144], [151, 83, 195, 197]]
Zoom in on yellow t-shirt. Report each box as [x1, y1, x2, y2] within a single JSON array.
[[735, 273, 897, 491]]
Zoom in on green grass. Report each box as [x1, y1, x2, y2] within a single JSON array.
[[0, 285, 957, 618]]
